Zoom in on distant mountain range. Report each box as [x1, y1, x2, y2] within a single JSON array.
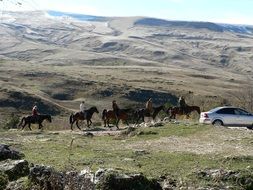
[[47, 10, 108, 22], [47, 10, 253, 35]]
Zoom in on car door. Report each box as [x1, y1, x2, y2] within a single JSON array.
[[235, 108, 253, 126], [216, 108, 237, 126]]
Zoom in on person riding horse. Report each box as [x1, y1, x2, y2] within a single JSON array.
[[145, 98, 153, 116], [80, 101, 87, 119], [32, 104, 39, 122], [112, 100, 120, 120], [178, 96, 187, 114]]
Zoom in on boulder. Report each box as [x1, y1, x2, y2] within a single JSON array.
[[64, 170, 95, 190], [5, 178, 25, 190], [95, 168, 162, 190], [0, 144, 24, 161], [197, 169, 253, 189], [29, 165, 95, 190], [0, 171, 8, 190], [29, 165, 64, 189], [0, 159, 29, 181]]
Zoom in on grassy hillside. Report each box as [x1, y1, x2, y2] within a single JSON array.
[[0, 11, 253, 123]]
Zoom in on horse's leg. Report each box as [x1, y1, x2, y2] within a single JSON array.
[[21, 121, 26, 130], [28, 123, 32, 131], [116, 119, 120, 129], [87, 120, 90, 128], [39, 123, 44, 130], [76, 120, 81, 130], [71, 118, 76, 130], [135, 115, 140, 124]]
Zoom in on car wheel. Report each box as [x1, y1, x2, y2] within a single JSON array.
[[213, 120, 223, 127]]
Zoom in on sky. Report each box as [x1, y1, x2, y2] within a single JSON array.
[[1, 0, 253, 25]]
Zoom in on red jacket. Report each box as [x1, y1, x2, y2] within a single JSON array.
[[32, 107, 38, 116]]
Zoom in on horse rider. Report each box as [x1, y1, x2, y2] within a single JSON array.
[[80, 101, 87, 119], [32, 104, 39, 122], [145, 98, 153, 116], [178, 96, 186, 114], [112, 100, 120, 120]]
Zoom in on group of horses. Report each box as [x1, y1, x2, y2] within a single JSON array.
[[18, 104, 201, 130]]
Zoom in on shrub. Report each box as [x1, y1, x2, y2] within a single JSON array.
[[3, 114, 20, 129]]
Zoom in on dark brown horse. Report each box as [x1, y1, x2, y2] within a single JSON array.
[[69, 106, 99, 130], [135, 105, 165, 124], [18, 114, 52, 130], [102, 108, 133, 129], [167, 105, 200, 119]]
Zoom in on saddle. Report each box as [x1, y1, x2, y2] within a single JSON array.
[[81, 111, 87, 119], [31, 115, 39, 123]]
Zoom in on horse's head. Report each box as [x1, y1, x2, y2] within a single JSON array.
[[91, 106, 99, 114]]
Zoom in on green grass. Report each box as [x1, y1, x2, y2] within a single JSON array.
[[1, 123, 253, 188]]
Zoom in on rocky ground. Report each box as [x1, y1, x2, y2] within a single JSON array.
[[1, 121, 253, 189]]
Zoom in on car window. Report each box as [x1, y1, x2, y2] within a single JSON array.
[[235, 108, 251, 115], [216, 108, 235, 114]]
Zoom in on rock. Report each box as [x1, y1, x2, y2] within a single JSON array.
[[152, 122, 164, 128], [120, 127, 136, 136], [0, 144, 24, 161], [65, 170, 95, 190], [29, 165, 64, 189], [161, 180, 177, 190], [196, 168, 253, 189], [95, 168, 162, 190], [29, 165, 95, 190], [5, 178, 25, 190], [0, 171, 8, 190], [83, 132, 94, 138], [134, 149, 150, 156], [0, 159, 29, 181]]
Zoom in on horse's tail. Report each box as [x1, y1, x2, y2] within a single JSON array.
[[196, 106, 201, 114], [69, 113, 74, 124], [18, 117, 25, 127], [102, 109, 107, 120]]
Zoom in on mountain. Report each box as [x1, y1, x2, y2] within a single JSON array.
[[0, 10, 253, 121], [47, 10, 108, 22], [48, 11, 253, 34]]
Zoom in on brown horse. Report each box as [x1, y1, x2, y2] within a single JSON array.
[[135, 105, 166, 124], [18, 114, 52, 130], [69, 106, 99, 130], [102, 108, 133, 129], [167, 105, 200, 120]]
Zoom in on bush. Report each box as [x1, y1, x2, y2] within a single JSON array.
[[3, 114, 20, 129]]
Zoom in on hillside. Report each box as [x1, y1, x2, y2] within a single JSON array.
[[0, 11, 253, 123]]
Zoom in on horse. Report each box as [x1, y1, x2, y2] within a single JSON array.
[[18, 114, 52, 130], [102, 108, 133, 129], [69, 106, 99, 130], [135, 105, 166, 124], [167, 105, 200, 120]]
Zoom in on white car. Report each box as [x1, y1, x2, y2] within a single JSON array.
[[199, 106, 253, 129]]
